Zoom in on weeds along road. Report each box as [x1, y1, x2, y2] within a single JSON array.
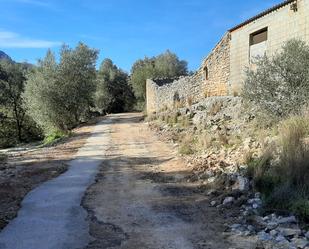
[[0, 113, 231, 249]]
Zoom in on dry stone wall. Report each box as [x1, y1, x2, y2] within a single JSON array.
[[200, 33, 231, 97], [146, 33, 231, 114], [146, 74, 203, 114]]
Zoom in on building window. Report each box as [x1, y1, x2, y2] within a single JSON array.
[[250, 27, 268, 46], [204, 66, 209, 80], [249, 27, 268, 63]]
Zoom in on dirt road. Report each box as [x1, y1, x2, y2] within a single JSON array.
[[83, 113, 231, 249], [0, 113, 233, 249]]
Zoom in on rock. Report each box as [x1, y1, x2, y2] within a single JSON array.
[[248, 198, 262, 205], [278, 228, 302, 237], [247, 225, 255, 232], [230, 223, 242, 230], [210, 201, 217, 206], [291, 238, 308, 248], [232, 175, 250, 192], [206, 189, 217, 196], [223, 196, 235, 205], [258, 231, 272, 241], [275, 235, 287, 243], [255, 192, 261, 199], [207, 177, 216, 183], [267, 222, 279, 230], [277, 216, 297, 224], [252, 203, 259, 209], [305, 231, 309, 240], [270, 229, 278, 236]]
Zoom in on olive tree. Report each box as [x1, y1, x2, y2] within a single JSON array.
[[23, 43, 98, 134], [130, 50, 188, 106], [95, 59, 134, 113], [243, 39, 309, 117], [0, 62, 39, 145]]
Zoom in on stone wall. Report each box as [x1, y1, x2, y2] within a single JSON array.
[[146, 74, 203, 114], [199, 33, 231, 97], [146, 33, 231, 114]]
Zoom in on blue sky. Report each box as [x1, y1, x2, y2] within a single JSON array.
[[0, 0, 282, 72]]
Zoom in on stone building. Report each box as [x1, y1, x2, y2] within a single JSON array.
[[147, 0, 309, 114]]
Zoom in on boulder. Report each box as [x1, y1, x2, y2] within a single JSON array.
[[277, 216, 297, 225], [232, 175, 250, 192], [291, 238, 308, 249], [278, 228, 302, 237], [223, 196, 235, 205]]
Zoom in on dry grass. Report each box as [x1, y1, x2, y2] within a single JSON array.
[[278, 116, 309, 189], [208, 101, 223, 116], [198, 132, 214, 150], [187, 96, 194, 107], [174, 99, 185, 109], [248, 115, 309, 220], [179, 134, 195, 155]]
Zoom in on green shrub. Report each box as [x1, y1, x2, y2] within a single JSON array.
[[291, 199, 309, 222], [43, 130, 70, 146], [243, 39, 309, 118], [179, 143, 194, 155]]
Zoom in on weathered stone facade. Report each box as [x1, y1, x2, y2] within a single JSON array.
[[147, 0, 309, 114], [146, 33, 230, 114], [146, 74, 203, 113], [199, 33, 231, 97]]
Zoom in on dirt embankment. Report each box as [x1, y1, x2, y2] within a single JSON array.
[[82, 113, 235, 249], [0, 118, 101, 230]]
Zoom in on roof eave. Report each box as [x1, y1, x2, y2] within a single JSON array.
[[229, 0, 297, 33]]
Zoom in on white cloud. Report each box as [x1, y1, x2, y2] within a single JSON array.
[[0, 30, 61, 48]]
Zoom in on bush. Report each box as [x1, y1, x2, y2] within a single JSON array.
[[179, 135, 195, 155], [43, 130, 70, 146], [179, 143, 194, 155], [249, 115, 309, 220], [278, 116, 309, 189], [243, 39, 309, 118], [291, 199, 309, 222]]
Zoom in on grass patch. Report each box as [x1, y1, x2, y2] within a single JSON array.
[[179, 143, 194, 155], [43, 130, 71, 146], [179, 135, 196, 155], [208, 101, 223, 116]]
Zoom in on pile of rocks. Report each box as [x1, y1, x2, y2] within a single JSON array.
[[229, 207, 309, 248]]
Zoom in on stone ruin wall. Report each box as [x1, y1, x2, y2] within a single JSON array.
[[200, 33, 231, 97], [146, 74, 203, 113], [146, 33, 231, 114]]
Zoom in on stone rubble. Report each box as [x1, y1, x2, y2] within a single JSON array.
[[229, 201, 309, 249]]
